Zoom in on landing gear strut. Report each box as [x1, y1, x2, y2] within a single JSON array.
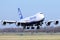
[[23, 26, 26, 29], [36, 25, 40, 29]]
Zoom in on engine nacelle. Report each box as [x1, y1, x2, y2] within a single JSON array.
[[46, 21, 52, 26], [1, 21, 6, 25], [54, 20, 59, 25], [16, 22, 20, 26]]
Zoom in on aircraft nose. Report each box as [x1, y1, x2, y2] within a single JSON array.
[[40, 13, 44, 19]]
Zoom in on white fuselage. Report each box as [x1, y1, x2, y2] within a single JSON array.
[[19, 12, 44, 23]]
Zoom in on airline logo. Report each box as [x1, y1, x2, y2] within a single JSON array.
[[30, 16, 36, 20], [29, 16, 36, 22]]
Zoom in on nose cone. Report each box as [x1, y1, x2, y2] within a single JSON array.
[[37, 12, 44, 18], [39, 12, 44, 18], [36, 12, 45, 20], [35, 12, 44, 20], [41, 13, 44, 19]]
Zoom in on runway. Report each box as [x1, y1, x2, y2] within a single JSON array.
[[0, 32, 60, 40]]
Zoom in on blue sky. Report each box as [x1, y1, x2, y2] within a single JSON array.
[[0, 0, 60, 28]]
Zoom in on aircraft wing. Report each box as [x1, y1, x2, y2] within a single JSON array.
[[1, 20, 16, 25]]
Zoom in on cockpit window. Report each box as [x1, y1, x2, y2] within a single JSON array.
[[40, 13, 43, 14]]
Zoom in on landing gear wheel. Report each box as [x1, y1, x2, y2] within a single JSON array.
[[31, 27, 34, 29], [37, 25, 40, 29]]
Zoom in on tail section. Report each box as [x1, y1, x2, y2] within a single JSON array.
[[18, 8, 23, 19]]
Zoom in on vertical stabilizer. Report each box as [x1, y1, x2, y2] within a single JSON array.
[[18, 8, 23, 19]]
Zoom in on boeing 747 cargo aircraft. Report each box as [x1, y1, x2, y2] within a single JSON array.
[[1, 8, 59, 29]]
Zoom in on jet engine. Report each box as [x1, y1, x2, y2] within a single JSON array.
[[1, 20, 6, 25], [54, 20, 59, 25], [16, 22, 20, 26], [46, 21, 52, 26]]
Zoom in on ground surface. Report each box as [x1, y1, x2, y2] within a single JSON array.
[[0, 33, 60, 40]]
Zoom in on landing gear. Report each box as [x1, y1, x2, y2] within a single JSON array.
[[23, 26, 26, 29], [27, 26, 30, 29], [31, 26, 34, 29], [22, 24, 41, 30], [23, 26, 30, 29], [36, 25, 40, 29]]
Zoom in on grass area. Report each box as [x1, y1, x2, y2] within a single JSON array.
[[0, 34, 60, 40]]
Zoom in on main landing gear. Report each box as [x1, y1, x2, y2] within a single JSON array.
[[22, 25, 40, 30]]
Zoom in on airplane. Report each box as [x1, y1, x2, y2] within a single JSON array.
[[1, 8, 45, 29]]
